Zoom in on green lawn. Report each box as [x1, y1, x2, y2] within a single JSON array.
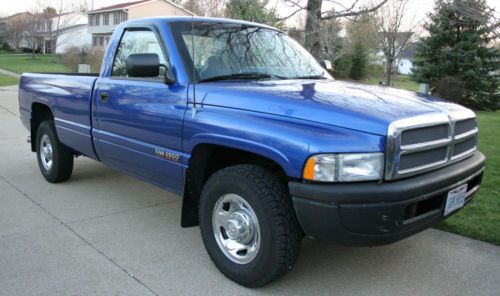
[[337, 74, 420, 92], [0, 54, 69, 74], [0, 73, 19, 86], [438, 112, 500, 245], [365, 74, 420, 92]]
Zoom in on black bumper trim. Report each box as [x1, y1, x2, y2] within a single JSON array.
[[289, 151, 485, 204], [289, 151, 485, 245]]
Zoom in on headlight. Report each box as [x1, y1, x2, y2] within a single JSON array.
[[303, 153, 384, 182]]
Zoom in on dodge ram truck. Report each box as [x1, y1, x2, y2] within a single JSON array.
[[18, 17, 485, 287]]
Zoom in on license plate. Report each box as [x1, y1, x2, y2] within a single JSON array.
[[444, 184, 468, 216]]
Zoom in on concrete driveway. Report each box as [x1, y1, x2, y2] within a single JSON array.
[[1, 85, 499, 296]]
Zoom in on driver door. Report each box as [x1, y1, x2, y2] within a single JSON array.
[[92, 28, 187, 192]]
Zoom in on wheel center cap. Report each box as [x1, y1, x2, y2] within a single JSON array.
[[225, 219, 241, 239], [225, 211, 253, 242]]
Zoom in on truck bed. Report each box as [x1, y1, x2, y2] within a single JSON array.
[[19, 73, 99, 159]]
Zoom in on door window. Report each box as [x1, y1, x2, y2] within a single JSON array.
[[112, 29, 166, 78]]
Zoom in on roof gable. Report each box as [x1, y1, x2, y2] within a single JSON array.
[[88, 0, 150, 13]]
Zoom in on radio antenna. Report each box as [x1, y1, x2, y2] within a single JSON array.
[[191, 16, 197, 118]]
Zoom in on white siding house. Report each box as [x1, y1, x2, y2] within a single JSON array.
[[398, 58, 413, 75], [40, 12, 92, 54], [54, 24, 92, 54]]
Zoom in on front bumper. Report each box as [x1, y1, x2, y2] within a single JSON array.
[[289, 151, 485, 246]]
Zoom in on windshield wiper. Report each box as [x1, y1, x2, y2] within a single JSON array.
[[289, 74, 328, 80], [197, 72, 285, 82]]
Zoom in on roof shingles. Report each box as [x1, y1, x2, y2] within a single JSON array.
[[88, 0, 150, 13]]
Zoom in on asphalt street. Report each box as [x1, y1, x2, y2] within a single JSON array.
[[1, 85, 499, 296]]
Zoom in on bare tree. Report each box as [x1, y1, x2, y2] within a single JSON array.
[[25, 10, 43, 60], [6, 14, 31, 52], [280, 0, 389, 59], [183, 0, 227, 17], [38, 0, 80, 54], [319, 17, 345, 64], [373, 0, 416, 86]]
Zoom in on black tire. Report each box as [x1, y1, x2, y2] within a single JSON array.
[[36, 120, 74, 183], [199, 164, 303, 287]]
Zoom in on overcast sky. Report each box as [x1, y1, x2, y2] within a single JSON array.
[[1, 0, 499, 28]]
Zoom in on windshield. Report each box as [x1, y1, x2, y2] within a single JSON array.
[[169, 21, 328, 82]]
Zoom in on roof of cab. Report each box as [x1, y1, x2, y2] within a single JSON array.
[[122, 16, 281, 32]]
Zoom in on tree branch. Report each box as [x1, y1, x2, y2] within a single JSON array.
[[322, 0, 389, 19]]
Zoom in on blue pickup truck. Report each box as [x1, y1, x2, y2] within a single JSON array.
[[19, 17, 485, 287]]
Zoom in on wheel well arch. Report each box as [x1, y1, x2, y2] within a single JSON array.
[[181, 144, 290, 228], [30, 103, 54, 152]]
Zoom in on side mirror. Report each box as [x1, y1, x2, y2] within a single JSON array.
[[126, 53, 160, 77], [161, 65, 176, 85], [319, 59, 333, 71]]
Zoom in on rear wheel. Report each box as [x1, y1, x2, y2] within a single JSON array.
[[199, 165, 303, 287], [36, 121, 74, 183]]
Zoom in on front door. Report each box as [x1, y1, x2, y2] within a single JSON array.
[[92, 28, 187, 192]]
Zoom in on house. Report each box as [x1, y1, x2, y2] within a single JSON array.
[[0, 11, 91, 54], [53, 24, 92, 54], [0, 12, 32, 48], [37, 12, 92, 54], [87, 0, 194, 48], [396, 43, 417, 75], [371, 42, 418, 76]]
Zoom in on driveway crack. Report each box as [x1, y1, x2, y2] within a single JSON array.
[[0, 104, 16, 117]]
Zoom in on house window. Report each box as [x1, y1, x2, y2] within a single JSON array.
[[104, 13, 109, 26], [92, 36, 97, 46], [113, 11, 128, 25], [99, 36, 104, 47]]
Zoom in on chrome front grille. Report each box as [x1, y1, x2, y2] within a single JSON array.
[[385, 111, 478, 180], [453, 136, 477, 158], [455, 118, 476, 136], [399, 147, 448, 171], [400, 124, 449, 146]]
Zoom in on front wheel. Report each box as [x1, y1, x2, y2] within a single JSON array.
[[36, 121, 74, 183], [199, 165, 303, 287]]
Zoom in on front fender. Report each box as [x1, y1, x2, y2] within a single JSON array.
[[188, 132, 293, 176], [183, 106, 385, 179]]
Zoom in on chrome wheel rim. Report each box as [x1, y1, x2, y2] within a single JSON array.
[[40, 134, 53, 171], [212, 194, 260, 264]]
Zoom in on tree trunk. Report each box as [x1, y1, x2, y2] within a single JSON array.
[[51, 39, 57, 55], [304, 0, 322, 60], [32, 42, 35, 60], [385, 59, 393, 86], [50, 38, 57, 62]]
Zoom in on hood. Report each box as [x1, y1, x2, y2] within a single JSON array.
[[197, 79, 470, 136]]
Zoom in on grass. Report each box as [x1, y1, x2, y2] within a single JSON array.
[[438, 112, 500, 245], [0, 53, 70, 74], [0, 73, 19, 86], [364, 74, 420, 92], [339, 73, 420, 92]]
